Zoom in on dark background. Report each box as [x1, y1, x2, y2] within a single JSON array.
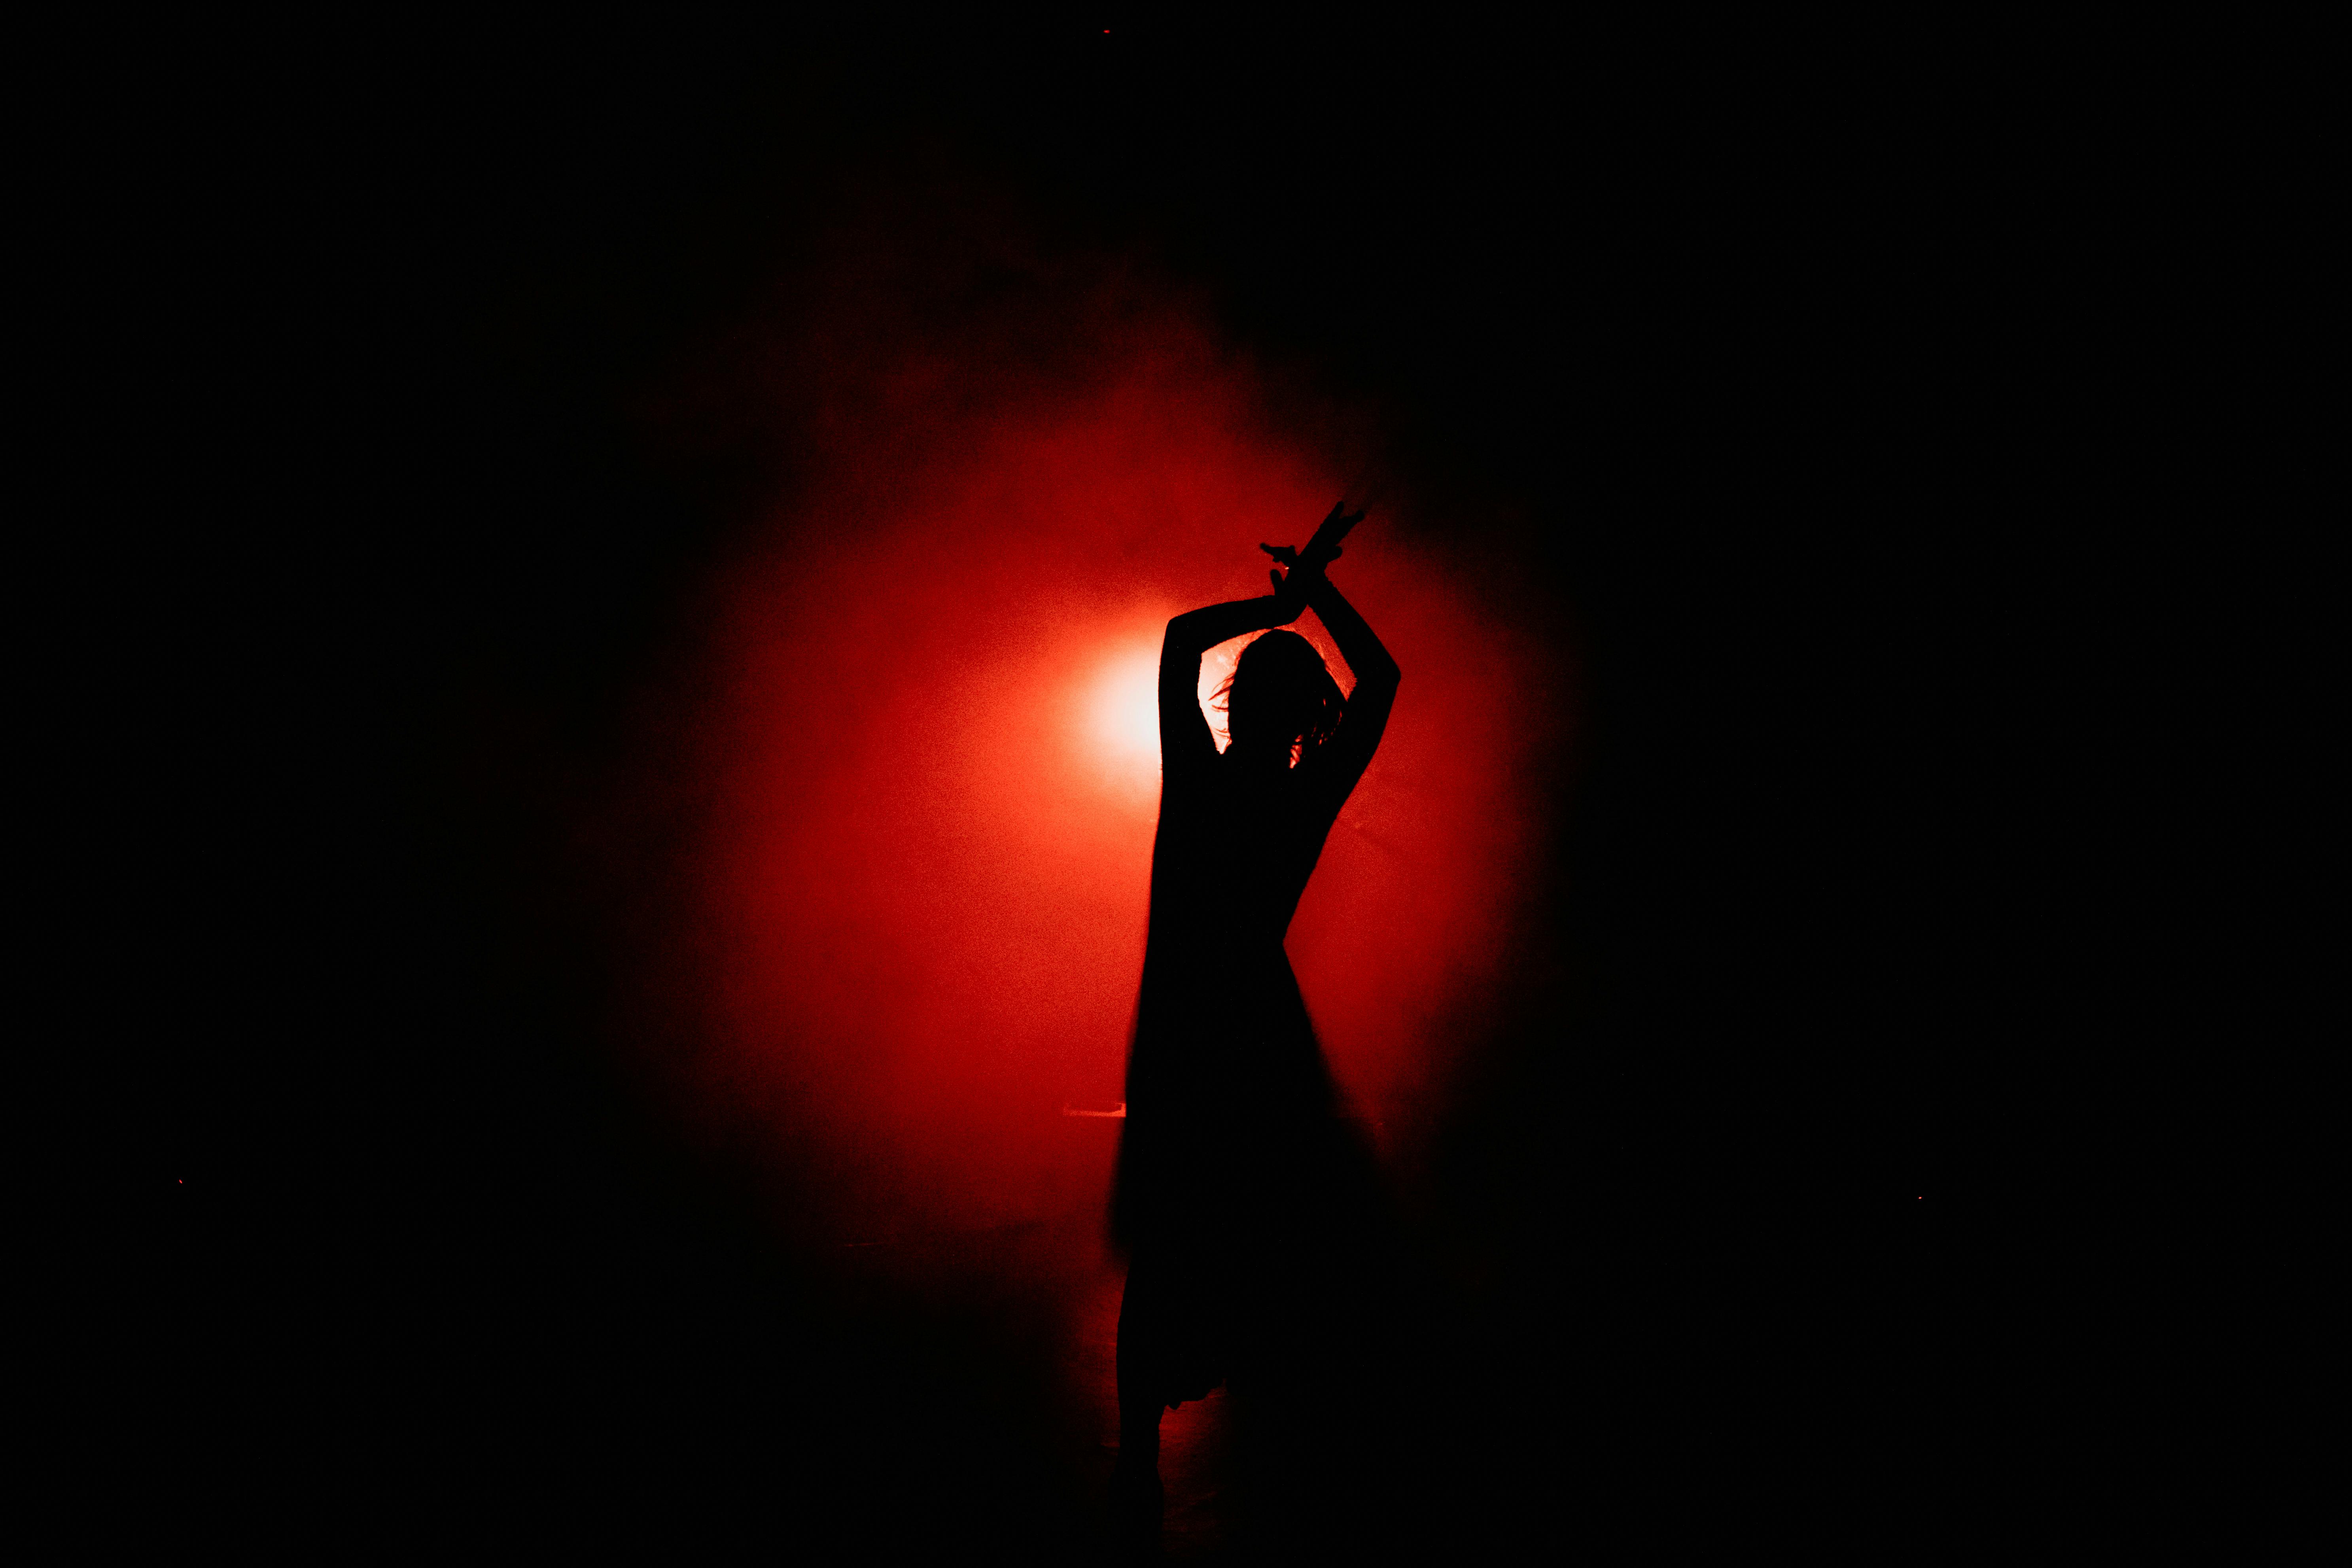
[[76, 17, 2314, 1558]]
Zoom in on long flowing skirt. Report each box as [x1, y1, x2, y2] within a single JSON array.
[[1112, 942, 1389, 1407]]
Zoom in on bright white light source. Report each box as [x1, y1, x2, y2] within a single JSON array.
[[1090, 647, 1162, 766]]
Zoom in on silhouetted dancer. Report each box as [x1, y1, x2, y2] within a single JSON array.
[[1107, 501, 1400, 1540]]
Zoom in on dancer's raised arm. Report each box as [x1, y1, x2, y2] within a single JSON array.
[[1260, 499, 1396, 695], [1290, 561, 1398, 810]]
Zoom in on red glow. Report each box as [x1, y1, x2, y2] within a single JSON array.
[[634, 274, 1569, 1246], [1087, 643, 1163, 775]]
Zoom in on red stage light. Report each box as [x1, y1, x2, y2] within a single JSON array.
[[623, 282, 1571, 1249], [1087, 642, 1165, 775]]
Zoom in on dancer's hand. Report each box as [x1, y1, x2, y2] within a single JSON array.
[[1266, 552, 1330, 617], [1263, 500, 1357, 569], [1305, 500, 1364, 565], [1262, 499, 1358, 613]]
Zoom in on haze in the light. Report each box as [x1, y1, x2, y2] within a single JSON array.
[[615, 237, 1568, 1250]]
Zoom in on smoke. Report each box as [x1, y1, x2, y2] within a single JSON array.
[[612, 182, 1569, 1247]]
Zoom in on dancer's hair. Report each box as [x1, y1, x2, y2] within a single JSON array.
[[1216, 630, 1345, 758]]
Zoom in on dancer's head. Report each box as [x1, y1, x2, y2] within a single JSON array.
[[1222, 630, 1345, 762]]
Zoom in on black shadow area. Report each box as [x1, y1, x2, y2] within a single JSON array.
[[73, 19, 2310, 1560]]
